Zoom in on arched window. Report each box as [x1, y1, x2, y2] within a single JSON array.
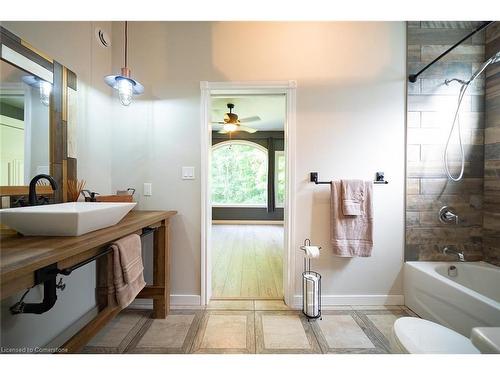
[[212, 140, 268, 206]]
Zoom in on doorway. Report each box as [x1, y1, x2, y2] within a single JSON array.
[[200, 81, 296, 306]]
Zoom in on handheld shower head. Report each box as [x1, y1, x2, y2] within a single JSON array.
[[492, 51, 500, 64], [443, 50, 500, 182], [469, 51, 500, 83]]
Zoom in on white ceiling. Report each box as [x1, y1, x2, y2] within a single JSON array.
[[211, 94, 285, 131]]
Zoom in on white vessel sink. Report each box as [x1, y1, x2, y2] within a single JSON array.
[[0, 202, 136, 236]]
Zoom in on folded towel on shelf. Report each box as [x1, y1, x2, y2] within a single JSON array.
[[110, 234, 146, 308], [341, 179, 365, 216], [330, 180, 373, 257]]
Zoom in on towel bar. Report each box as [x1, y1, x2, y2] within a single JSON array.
[[59, 227, 156, 275], [310, 172, 389, 185], [9, 227, 157, 315]]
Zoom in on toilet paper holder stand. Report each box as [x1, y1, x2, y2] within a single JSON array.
[[299, 238, 322, 272], [300, 238, 322, 321]]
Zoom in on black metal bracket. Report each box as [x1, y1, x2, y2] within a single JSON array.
[[408, 21, 493, 83], [310, 172, 331, 184]]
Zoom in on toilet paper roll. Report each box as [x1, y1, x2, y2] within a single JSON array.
[[303, 246, 320, 258]]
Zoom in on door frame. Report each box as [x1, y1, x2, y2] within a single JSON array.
[[200, 80, 297, 306]]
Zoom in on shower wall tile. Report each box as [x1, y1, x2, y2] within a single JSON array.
[[406, 194, 483, 211], [407, 161, 484, 179], [407, 112, 421, 128], [420, 78, 484, 95], [407, 128, 483, 146], [485, 31, 500, 59], [407, 94, 472, 112], [485, 128, 500, 144], [408, 62, 472, 80], [420, 112, 484, 129], [407, 28, 477, 45], [421, 45, 485, 63], [406, 179, 420, 195], [420, 178, 483, 195], [406, 21, 486, 262], [485, 143, 500, 160], [420, 144, 484, 162], [407, 45, 421, 62], [420, 21, 484, 30], [486, 106, 500, 128]]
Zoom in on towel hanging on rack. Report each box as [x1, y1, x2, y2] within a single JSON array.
[[330, 180, 374, 257]]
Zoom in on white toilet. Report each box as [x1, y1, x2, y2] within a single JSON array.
[[390, 317, 480, 354]]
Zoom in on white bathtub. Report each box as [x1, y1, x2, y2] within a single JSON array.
[[404, 261, 500, 337]]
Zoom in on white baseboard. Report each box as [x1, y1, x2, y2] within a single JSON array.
[[292, 294, 404, 309], [131, 294, 404, 310], [130, 294, 201, 309]]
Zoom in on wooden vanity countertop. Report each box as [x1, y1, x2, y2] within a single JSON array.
[[0, 210, 177, 285]]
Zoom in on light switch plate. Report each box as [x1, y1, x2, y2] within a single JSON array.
[[182, 166, 195, 180], [143, 182, 152, 196]]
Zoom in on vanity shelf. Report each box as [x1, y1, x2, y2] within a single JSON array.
[[0, 210, 176, 353]]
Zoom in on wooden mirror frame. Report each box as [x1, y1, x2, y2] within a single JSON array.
[[0, 26, 77, 204]]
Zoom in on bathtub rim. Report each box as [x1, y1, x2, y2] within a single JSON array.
[[404, 261, 500, 308]]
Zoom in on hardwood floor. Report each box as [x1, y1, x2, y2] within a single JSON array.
[[211, 224, 283, 299]]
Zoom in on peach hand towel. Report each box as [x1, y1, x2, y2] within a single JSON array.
[[341, 179, 365, 216], [110, 234, 146, 308], [330, 180, 373, 257]]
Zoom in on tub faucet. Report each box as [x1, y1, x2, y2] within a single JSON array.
[[442, 246, 465, 262], [28, 174, 58, 206]]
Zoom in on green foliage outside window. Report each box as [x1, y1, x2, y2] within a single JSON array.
[[275, 151, 285, 206], [212, 142, 268, 205]]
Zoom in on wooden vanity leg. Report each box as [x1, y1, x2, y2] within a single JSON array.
[[152, 219, 170, 318], [97, 251, 115, 309]]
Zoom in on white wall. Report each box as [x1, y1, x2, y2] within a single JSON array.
[[110, 22, 406, 304], [0, 21, 113, 348], [0, 20, 405, 350]]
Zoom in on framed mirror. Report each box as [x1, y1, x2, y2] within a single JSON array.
[[0, 26, 77, 205]]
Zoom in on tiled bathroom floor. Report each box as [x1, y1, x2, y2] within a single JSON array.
[[81, 301, 417, 354]]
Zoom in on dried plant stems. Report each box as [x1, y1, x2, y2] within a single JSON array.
[[67, 179, 86, 202]]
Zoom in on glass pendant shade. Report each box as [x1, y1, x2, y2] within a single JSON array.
[[116, 78, 133, 106], [22, 75, 52, 106], [104, 67, 144, 106], [39, 80, 52, 106]]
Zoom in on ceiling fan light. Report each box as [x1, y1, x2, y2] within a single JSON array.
[[223, 123, 237, 132]]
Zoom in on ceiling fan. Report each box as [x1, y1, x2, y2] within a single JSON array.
[[212, 103, 261, 134]]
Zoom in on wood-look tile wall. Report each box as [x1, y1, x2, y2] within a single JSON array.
[[483, 22, 500, 266], [406, 21, 486, 261]]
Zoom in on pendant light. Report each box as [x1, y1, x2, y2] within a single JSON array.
[[104, 21, 144, 106], [22, 76, 52, 106]]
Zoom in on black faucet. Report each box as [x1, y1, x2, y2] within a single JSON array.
[[28, 174, 58, 206]]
